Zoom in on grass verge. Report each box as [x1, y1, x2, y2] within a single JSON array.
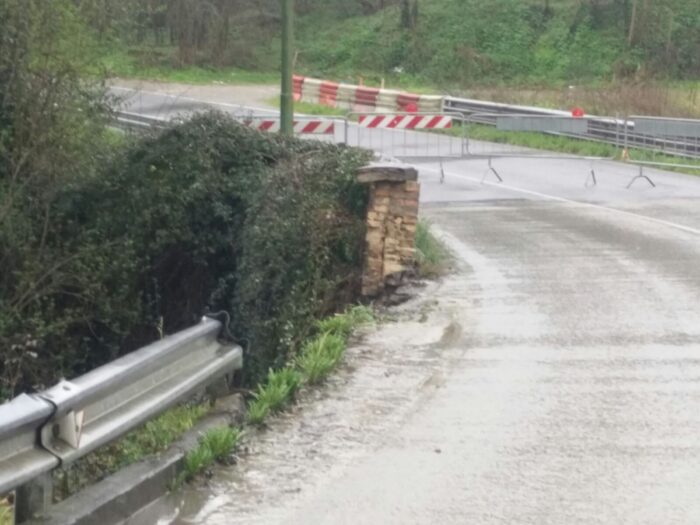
[[0, 499, 12, 525], [176, 426, 242, 486], [416, 221, 450, 277], [54, 403, 210, 501], [295, 333, 347, 385], [266, 97, 347, 117], [455, 124, 700, 175], [101, 47, 278, 85], [247, 306, 374, 426], [52, 306, 374, 495], [247, 368, 303, 425]]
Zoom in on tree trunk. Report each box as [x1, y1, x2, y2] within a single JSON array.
[[627, 0, 638, 46]]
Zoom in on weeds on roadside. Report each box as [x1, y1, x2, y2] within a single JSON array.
[[54, 403, 211, 501], [247, 368, 302, 424], [316, 305, 374, 338], [0, 500, 12, 525], [247, 306, 374, 425], [176, 426, 242, 486], [415, 221, 450, 277], [296, 333, 346, 384], [118, 405, 210, 464]]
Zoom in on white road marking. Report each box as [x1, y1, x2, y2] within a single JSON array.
[[421, 166, 700, 237]]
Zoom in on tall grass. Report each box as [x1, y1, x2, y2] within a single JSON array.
[[415, 221, 450, 277], [0, 501, 12, 525], [247, 306, 374, 425], [177, 426, 242, 485], [296, 333, 347, 384], [247, 368, 303, 424]]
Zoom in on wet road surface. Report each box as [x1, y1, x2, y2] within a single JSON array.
[[139, 163, 700, 525], [119, 87, 700, 524]]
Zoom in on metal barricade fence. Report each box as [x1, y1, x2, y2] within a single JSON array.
[[465, 113, 622, 158], [626, 116, 700, 160], [463, 113, 620, 184], [621, 116, 700, 186], [344, 112, 466, 160]]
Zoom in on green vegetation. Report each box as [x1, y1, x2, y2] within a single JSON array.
[[80, 1, 698, 96], [266, 98, 347, 117], [1, 1, 372, 400], [316, 306, 374, 339], [0, 501, 11, 525], [54, 403, 210, 500], [415, 221, 450, 277], [296, 0, 699, 88], [177, 426, 242, 485], [247, 368, 303, 424], [247, 306, 374, 425], [295, 333, 347, 385], [102, 47, 279, 85]]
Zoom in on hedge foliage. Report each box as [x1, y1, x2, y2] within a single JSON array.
[[1, 113, 370, 397]]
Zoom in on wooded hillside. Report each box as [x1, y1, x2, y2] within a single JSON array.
[[76, 0, 700, 85]]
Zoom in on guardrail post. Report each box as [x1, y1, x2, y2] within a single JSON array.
[[15, 473, 52, 523], [357, 164, 420, 297]]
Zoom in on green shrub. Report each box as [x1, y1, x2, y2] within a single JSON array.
[[1, 111, 370, 397]]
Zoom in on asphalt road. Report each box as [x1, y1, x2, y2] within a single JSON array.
[[118, 87, 700, 524]]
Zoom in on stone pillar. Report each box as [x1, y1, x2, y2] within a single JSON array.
[[357, 165, 420, 297]]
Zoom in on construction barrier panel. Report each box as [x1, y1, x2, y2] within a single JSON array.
[[243, 118, 335, 135], [359, 114, 453, 130], [346, 112, 465, 160], [294, 75, 446, 114]]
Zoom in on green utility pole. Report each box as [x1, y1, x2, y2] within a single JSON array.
[[280, 0, 294, 136]]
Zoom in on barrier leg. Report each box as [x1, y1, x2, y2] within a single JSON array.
[[15, 473, 52, 523], [626, 165, 656, 189], [482, 158, 503, 184], [585, 165, 598, 188]]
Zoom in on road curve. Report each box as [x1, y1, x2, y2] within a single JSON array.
[[150, 168, 700, 525], [116, 86, 700, 524]]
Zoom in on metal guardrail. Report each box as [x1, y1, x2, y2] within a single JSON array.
[[460, 113, 618, 185], [443, 97, 700, 159], [0, 396, 58, 496], [113, 111, 169, 132], [0, 317, 242, 497]]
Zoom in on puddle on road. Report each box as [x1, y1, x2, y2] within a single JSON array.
[[127, 276, 474, 525]]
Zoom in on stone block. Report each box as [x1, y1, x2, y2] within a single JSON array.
[[357, 164, 419, 184]]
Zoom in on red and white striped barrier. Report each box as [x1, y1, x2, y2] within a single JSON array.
[[243, 119, 335, 135], [358, 114, 452, 130], [293, 75, 445, 113]]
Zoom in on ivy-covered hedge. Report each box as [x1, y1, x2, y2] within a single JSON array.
[[1, 112, 370, 396]]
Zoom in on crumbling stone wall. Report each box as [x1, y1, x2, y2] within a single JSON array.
[[357, 165, 420, 297]]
